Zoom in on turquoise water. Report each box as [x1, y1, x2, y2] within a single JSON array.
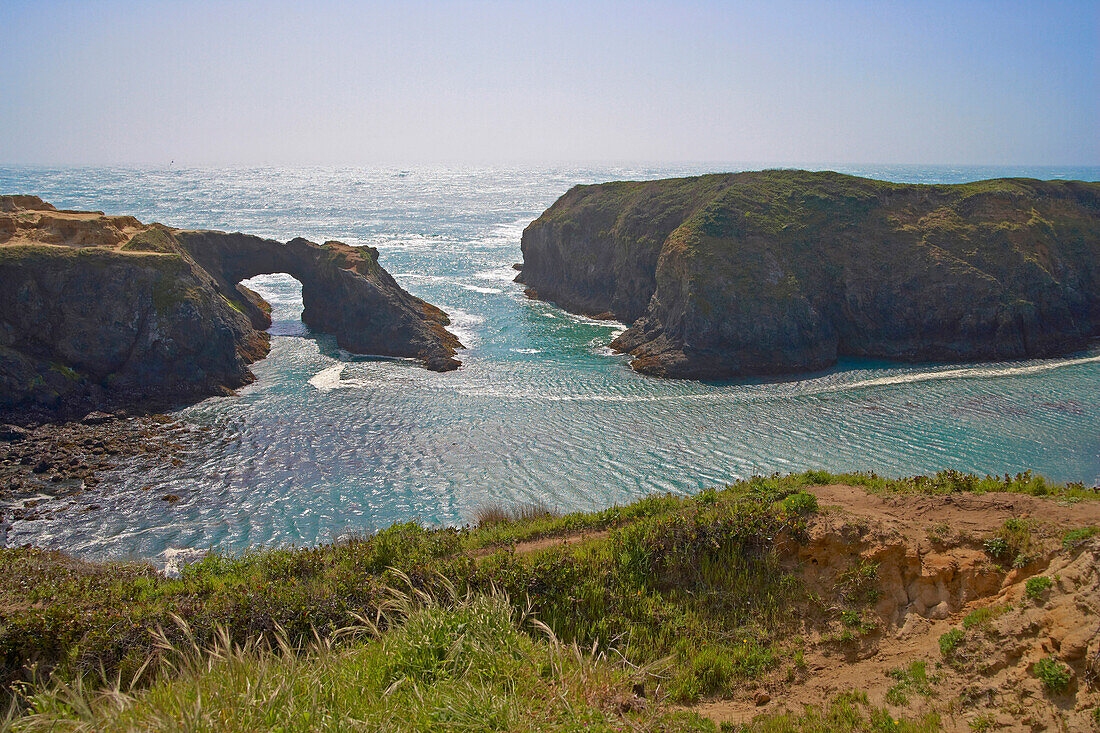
[[1, 164, 1098, 562]]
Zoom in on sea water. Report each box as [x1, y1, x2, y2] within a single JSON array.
[[1, 164, 1098, 562]]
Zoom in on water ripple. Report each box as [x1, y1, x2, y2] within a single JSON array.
[[1, 164, 1098, 562]]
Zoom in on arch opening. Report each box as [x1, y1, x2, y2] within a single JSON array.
[[239, 273, 307, 338]]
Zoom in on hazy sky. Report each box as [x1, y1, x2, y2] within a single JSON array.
[[1, 0, 1096, 166]]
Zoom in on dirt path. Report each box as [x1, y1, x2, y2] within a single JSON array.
[[474, 529, 611, 557], [810, 483, 1100, 544]]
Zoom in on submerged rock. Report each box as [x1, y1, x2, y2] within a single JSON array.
[[0, 196, 463, 422], [519, 170, 1100, 379]]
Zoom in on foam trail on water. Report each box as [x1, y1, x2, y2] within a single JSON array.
[[443, 353, 1100, 404], [474, 266, 521, 282], [462, 284, 503, 294], [839, 354, 1100, 392]]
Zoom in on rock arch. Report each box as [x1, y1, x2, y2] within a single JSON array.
[[0, 197, 462, 422], [175, 230, 462, 371]]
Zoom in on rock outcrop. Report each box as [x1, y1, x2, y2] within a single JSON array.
[[0, 196, 462, 422], [519, 171, 1100, 379]]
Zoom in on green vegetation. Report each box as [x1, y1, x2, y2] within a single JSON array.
[[818, 469, 1097, 501], [1, 472, 832, 711], [885, 661, 936, 706], [1025, 576, 1053, 601], [781, 491, 819, 515], [939, 629, 966, 659], [8, 589, 708, 732], [961, 605, 1010, 632], [968, 713, 996, 732], [119, 227, 180, 254], [735, 691, 941, 732], [2, 468, 1092, 728], [982, 518, 1037, 569], [1033, 657, 1071, 693], [1062, 526, 1098, 551], [835, 559, 880, 605]]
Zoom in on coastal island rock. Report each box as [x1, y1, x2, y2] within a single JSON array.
[[518, 171, 1100, 378], [0, 196, 462, 422]]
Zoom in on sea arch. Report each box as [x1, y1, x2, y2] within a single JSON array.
[[174, 230, 462, 370]]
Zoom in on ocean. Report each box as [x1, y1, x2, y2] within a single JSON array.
[[2, 163, 1098, 562]]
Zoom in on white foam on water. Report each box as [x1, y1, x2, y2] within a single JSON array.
[[511, 348, 542, 354], [563, 313, 627, 329], [443, 307, 484, 346], [592, 345, 627, 358], [838, 354, 1100, 392], [462, 284, 503, 294], [308, 363, 347, 391], [474, 266, 521, 282]]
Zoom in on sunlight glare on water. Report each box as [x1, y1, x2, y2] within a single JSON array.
[[1, 163, 1098, 562]]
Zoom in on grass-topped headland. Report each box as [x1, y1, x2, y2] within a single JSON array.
[[519, 170, 1100, 379], [3, 469, 1099, 730]]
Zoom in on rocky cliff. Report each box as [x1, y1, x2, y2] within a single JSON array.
[[0, 196, 462, 422], [519, 171, 1100, 378]]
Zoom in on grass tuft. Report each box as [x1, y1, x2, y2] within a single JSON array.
[[473, 499, 559, 528]]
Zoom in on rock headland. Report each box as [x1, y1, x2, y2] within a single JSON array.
[[0, 196, 462, 422], [519, 171, 1100, 378]]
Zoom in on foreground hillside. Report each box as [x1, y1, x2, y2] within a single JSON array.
[[518, 171, 1100, 378], [2, 471, 1098, 731]]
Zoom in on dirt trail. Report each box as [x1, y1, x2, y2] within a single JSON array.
[[810, 483, 1100, 543], [475, 529, 610, 557]]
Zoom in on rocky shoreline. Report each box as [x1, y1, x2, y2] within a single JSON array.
[[0, 413, 204, 541]]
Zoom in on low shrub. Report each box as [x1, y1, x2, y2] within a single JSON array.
[[939, 629, 965, 658], [1025, 576, 1052, 601], [1033, 656, 1071, 693], [782, 491, 819, 516], [983, 518, 1037, 568], [962, 605, 1009, 631], [835, 559, 880, 605], [885, 661, 935, 706]]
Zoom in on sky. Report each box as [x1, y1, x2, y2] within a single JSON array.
[[0, 0, 1096, 166]]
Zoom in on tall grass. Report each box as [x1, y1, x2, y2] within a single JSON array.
[[8, 582, 707, 732], [472, 499, 560, 528]]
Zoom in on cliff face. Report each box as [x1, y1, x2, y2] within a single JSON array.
[[519, 171, 1100, 379], [0, 196, 462, 422]]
